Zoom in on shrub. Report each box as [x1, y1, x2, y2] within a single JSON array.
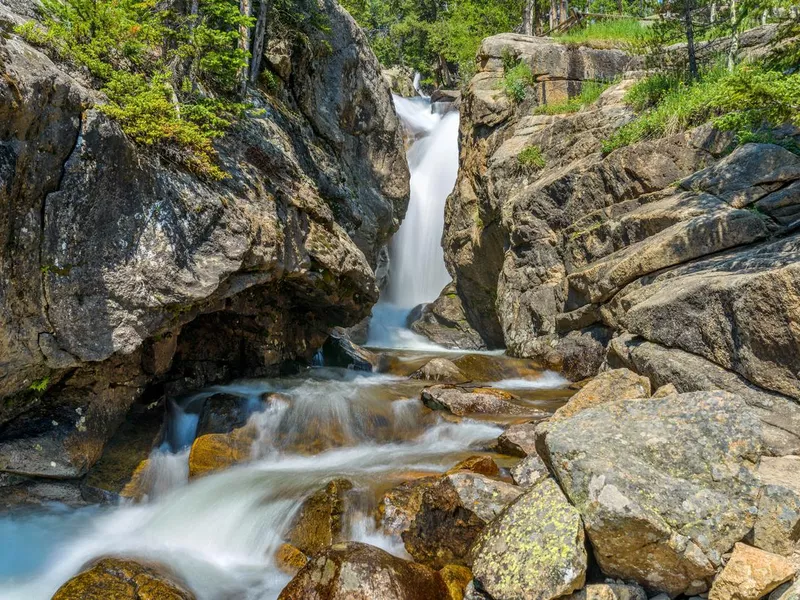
[[499, 53, 536, 103], [518, 145, 546, 169]]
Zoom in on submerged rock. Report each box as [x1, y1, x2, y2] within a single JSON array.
[[471, 477, 587, 600], [196, 393, 250, 437], [421, 385, 546, 418], [52, 557, 196, 600], [546, 391, 763, 596], [708, 543, 796, 600], [277, 542, 447, 600], [409, 358, 465, 382], [402, 472, 522, 568], [285, 478, 354, 556]]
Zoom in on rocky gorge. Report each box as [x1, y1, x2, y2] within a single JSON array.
[[1, 1, 799, 600]]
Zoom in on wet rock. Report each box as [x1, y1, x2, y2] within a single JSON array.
[[447, 455, 500, 478], [382, 66, 417, 97], [52, 556, 196, 600], [196, 393, 250, 436], [439, 564, 473, 600], [421, 385, 545, 417], [402, 472, 522, 568], [410, 358, 465, 382], [546, 391, 764, 596], [754, 456, 800, 556], [448, 354, 544, 383], [708, 543, 796, 600], [564, 583, 648, 600], [509, 452, 549, 488], [0, 475, 87, 509], [188, 427, 254, 478], [525, 326, 615, 382], [496, 422, 538, 457], [276, 543, 308, 576], [471, 477, 587, 600], [277, 541, 447, 600], [81, 400, 165, 503], [378, 475, 439, 537], [408, 283, 488, 350], [322, 328, 379, 371], [285, 478, 354, 556]]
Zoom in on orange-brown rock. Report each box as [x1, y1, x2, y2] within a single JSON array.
[[709, 543, 796, 600], [187, 426, 254, 478], [439, 564, 473, 600], [52, 556, 196, 600], [275, 543, 308, 576], [285, 478, 354, 556], [446, 455, 499, 477]]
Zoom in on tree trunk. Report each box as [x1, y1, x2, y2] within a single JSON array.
[[239, 0, 252, 97], [560, 0, 568, 25], [728, 0, 739, 71], [617, 0, 623, 15], [523, 0, 534, 35], [683, 0, 698, 79], [534, 0, 542, 34], [250, 0, 270, 83], [550, 0, 558, 30]]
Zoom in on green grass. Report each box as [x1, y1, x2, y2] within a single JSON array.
[[518, 145, 546, 169], [602, 64, 800, 154], [534, 80, 612, 115], [554, 18, 652, 48]]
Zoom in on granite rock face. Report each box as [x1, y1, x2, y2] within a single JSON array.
[[546, 391, 764, 596], [0, 0, 409, 478]]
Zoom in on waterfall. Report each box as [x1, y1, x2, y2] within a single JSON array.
[[367, 96, 459, 349], [386, 96, 459, 308]]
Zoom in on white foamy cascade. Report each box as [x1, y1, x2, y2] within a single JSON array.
[[386, 96, 458, 308]]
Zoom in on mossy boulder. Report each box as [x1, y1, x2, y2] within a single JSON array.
[[52, 556, 195, 600], [275, 543, 308, 576], [546, 391, 764, 596], [471, 477, 587, 600], [277, 542, 448, 600], [439, 564, 473, 600]]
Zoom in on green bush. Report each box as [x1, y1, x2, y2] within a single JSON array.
[[499, 56, 536, 103], [15, 0, 258, 179], [534, 80, 612, 115], [602, 64, 800, 154], [518, 145, 546, 169]]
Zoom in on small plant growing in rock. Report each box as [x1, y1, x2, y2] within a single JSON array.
[[499, 51, 536, 104], [518, 145, 546, 170]]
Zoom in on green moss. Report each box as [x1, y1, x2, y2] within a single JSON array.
[[29, 376, 50, 393]]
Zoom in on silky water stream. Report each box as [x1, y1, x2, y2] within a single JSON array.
[[0, 96, 572, 600]]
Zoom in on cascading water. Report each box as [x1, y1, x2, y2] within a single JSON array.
[[368, 95, 460, 349]]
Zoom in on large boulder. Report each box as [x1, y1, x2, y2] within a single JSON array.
[[0, 0, 409, 480], [546, 391, 764, 596], [548, 368, 650, 423], [277, 542, 448, 600], [754, 456, 800, 556], [471, 477, 588, 600], [52, 557, 196, 600], [402, 472, 522, 568]]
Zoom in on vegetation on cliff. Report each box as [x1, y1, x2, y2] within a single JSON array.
[[15, 0, 323, 178]]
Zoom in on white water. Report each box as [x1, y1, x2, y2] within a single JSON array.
[[367, 95, 460, 350], [385, 96, 458, 309], [0, 368, 532, 600]]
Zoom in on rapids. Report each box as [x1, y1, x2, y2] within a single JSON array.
[[0, 95, 571, 600]]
